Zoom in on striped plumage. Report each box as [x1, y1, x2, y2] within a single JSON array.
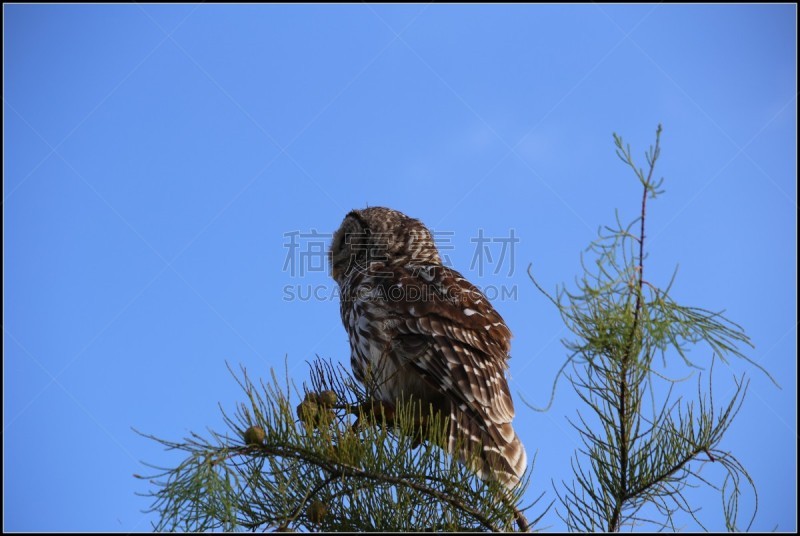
[[329, 207, 526, 488]]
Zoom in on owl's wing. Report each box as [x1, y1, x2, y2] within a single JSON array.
[[379, 264, 516, 426], [375, 264, 526, 486]]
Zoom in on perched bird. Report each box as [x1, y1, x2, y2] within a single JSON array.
[[329, 206, 526, 488]]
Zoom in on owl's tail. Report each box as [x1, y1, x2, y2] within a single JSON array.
[[448, 406, 527, 489]]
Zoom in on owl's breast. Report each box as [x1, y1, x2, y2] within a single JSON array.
[[341, 281, 404, 400]]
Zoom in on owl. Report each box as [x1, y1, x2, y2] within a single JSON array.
[[329, 206, 527, 488]]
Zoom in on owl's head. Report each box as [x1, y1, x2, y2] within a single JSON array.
[[329, 207, 442, 284]]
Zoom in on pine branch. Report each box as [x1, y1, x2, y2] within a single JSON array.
[[135, 358, 543, 532], [529, 125, 764, 532]]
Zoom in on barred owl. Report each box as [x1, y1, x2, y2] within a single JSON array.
[[329, 206, 527, 488]]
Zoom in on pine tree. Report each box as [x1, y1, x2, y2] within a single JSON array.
[[528, 125, 773, 531]]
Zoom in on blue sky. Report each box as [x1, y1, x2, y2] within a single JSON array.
[[4, 3, 796, 532]]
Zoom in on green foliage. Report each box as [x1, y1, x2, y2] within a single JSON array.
[[529, 125, 766, 531], [135, 359, 539, 532]]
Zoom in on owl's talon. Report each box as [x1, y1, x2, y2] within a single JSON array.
[[351, 400, 396, 430], [350, 419, 361, 434]]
